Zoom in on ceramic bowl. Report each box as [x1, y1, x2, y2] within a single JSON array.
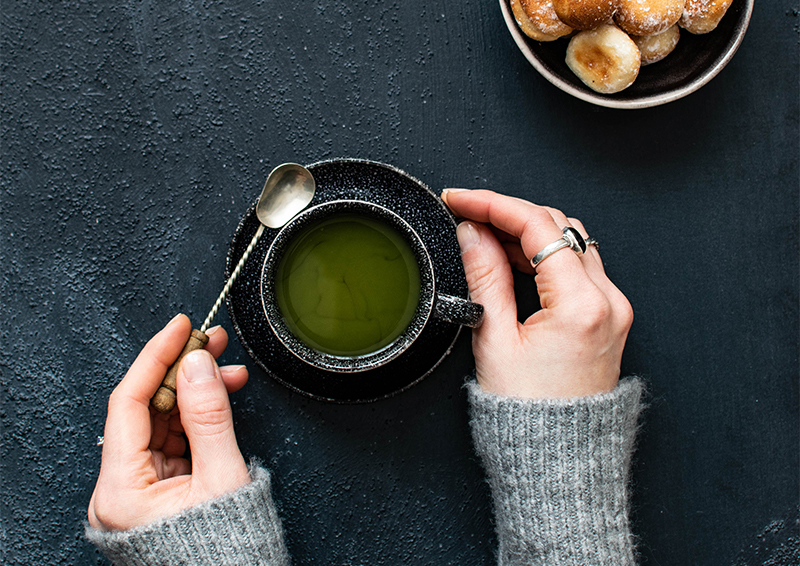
[[499, 0, 754, 109]]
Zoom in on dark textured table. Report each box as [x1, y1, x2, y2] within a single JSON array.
[[2, 2, 798, 565]]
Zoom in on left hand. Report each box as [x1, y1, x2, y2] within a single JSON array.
[[88, 314, 252, 531]]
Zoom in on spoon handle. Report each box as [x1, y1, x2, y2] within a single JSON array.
[[151, 329, 209, 414], [200, 224, 265, 333], [149, 223, 266, 414]]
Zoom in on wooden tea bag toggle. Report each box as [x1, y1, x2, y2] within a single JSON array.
[[151, 329, 209, 414]]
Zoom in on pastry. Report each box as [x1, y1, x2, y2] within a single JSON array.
[[615, 0, 684, 36], [631, 24, 681, 64], [511, 0, 573, 41], [553, 0, 618, 31], [566, 24, 641, 93], [508, 0, 734, 95], [680, 0, 732, 34]]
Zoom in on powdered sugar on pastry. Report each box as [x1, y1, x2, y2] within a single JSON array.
[[631, 24, 680, 64], [519, 0, 574, 39], [680, 0, 732, 34], [511, 0, 562, 40], [615, 0, 683, 36]]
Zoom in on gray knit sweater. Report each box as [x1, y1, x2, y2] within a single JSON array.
[[87, 378, 644, 565], [85, 466, 290, 566], [468, 377, 643, 566]]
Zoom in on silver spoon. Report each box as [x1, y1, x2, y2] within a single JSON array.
[[151, 163, 316, 413]]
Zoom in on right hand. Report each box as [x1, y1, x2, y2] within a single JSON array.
[[442, 189, 633, 399], [88, 314, 252, 531]]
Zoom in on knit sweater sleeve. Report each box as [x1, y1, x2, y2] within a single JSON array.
[[468, 377, 644, 566], [85, 464, 290, 566]]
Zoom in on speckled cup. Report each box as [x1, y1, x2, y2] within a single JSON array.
[[261, 200, 483, 373]]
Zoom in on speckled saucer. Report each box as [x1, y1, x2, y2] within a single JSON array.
[[225, 159, 469, 403]]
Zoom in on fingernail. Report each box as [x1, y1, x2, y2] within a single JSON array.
[[183, 350, 217, 382], [205, 325, 222, 336], [167, 313, 184, 327], [456, 221, 481, 253], [441, 188, 468, 204], [221, 364, 247, 372]]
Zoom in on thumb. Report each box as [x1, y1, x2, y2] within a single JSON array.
[[176, 349, 250, 494], [456, 221, 518, 335]]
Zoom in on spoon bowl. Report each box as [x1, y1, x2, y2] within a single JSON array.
[[257, 163, 316, 229]]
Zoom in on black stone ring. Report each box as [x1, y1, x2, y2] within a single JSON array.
[[530, 227, 599, 270]]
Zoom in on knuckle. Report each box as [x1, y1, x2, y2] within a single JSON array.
[[521, 210, 558, 251], [528, 207, 555, 227], [466, 261, 502, 297], [569, 288, 634, 338], [584, 297, 614, 329], [614, 293, 634, 332], [568, 291, 613, 335], [544, 206, 569, 226], [568, 217, 586, 231], [183, 398, 233, 438]]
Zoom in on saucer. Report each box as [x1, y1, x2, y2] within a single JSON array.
[[225, 159, 469, 402]]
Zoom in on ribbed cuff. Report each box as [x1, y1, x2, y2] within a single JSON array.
[[86, 464, 290, 566], [468, 378, 644, 566]]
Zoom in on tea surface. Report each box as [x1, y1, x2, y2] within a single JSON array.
[[275, 213, 421, 356]]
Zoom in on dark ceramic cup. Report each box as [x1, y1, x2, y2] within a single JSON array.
[[261, 200, 483, 373]]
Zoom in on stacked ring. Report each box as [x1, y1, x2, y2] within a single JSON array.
[[531, 227, 599, 270]]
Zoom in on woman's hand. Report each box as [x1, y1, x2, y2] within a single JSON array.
[[442, 189, 633, 399], [88, 314, 252, 531]]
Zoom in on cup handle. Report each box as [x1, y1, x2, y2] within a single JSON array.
[[432, 294, 484, 328]]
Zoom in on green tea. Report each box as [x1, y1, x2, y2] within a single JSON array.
[[275, 213, 421, 356]]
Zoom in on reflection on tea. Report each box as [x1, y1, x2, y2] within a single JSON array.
[[275, 213, 421, 356]]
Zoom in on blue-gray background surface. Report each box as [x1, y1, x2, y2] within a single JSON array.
[[2, 1, 798, 565]]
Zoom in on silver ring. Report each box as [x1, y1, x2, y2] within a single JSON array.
[[530, 227, 598, 270], [96, 436, 105, 446]]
